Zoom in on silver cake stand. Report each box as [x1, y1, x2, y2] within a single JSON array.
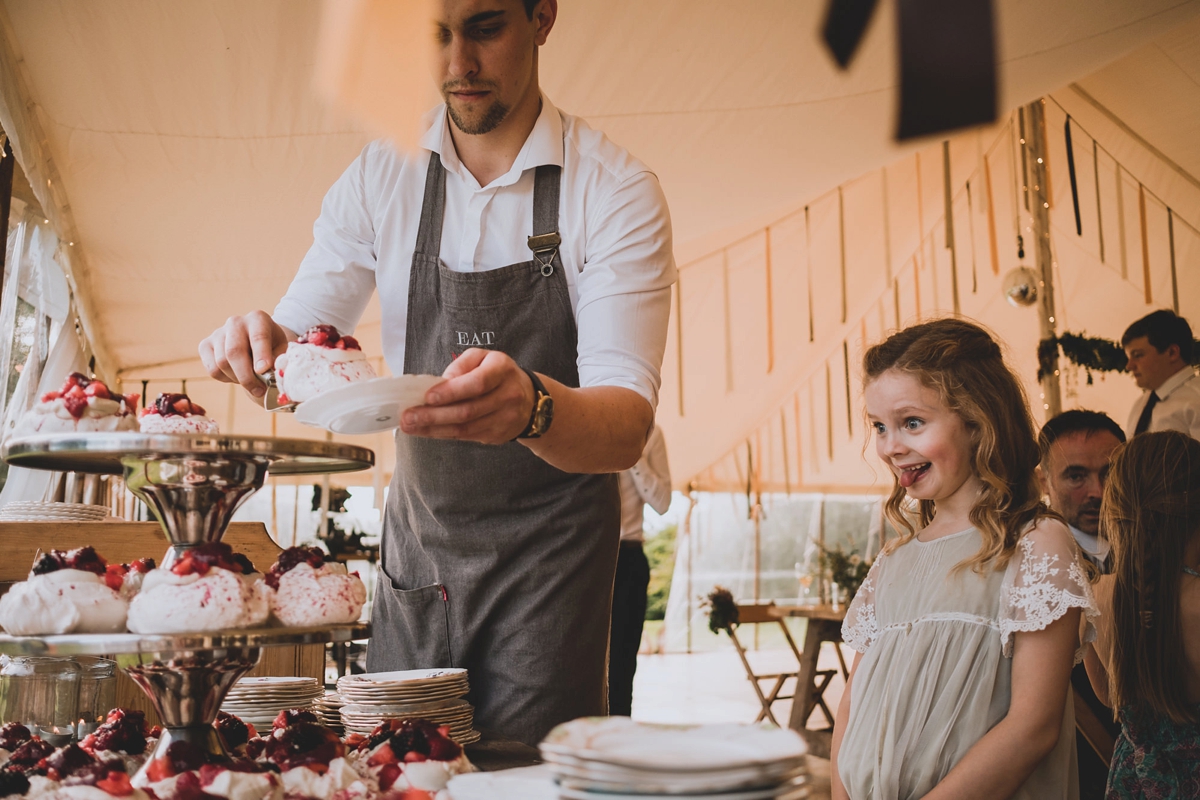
[[0, 433, 377, 776]]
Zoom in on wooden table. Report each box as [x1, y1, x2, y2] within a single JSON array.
[[769, 603, 848, 759]]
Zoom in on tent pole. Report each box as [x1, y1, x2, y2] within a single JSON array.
[[1027, 99, 1062, 418]]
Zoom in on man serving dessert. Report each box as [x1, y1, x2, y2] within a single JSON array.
[[198, 0, 674, 745]]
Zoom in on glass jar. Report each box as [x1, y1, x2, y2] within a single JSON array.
[[0, 656, 81, 745], [74, 657, 118, 739]]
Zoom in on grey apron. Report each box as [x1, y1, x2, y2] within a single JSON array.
[[367, 152, 621, 746]]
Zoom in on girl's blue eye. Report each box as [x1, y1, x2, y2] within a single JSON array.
[[904, 417, 923, 431], [872, 422, 886, 434]]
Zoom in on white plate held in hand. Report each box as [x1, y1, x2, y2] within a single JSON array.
[[293, 375, 443, 434]]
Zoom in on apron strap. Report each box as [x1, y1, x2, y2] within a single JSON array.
[[415, 152, 447, 257], [529, 165, 562, 274]]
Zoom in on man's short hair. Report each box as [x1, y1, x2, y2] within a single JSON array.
[[1038, 409, 1126, 465], [522, 0, 538, 17], [1121, 309, 1194, 363]]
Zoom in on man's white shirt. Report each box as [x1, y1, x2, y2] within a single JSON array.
[[618, 425, 672, 543], [1068, 524, 1109, 572], [1124, 366, 1200, 441], [274, 94, 676, 410]]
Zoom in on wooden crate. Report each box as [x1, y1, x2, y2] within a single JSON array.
[[0, 522, 325, 726]]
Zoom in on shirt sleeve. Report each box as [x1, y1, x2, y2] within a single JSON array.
[[272, 143, 381, 337], [575, 170, 677, 410], [841, 556, 884, 653], [627, 426, 672, 514], [999, 520, 1099, 665]]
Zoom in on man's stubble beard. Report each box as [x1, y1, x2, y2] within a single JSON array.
[[446, 96, 511, 135]]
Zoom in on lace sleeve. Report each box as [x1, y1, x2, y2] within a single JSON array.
[[841, 556, 884, 653], [999, 521, 1099, 664]]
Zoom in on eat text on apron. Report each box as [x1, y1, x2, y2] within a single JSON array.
[[368, 152, 621, 746]]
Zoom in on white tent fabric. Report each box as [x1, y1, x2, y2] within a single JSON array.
[[0, 0, 1197, 489]]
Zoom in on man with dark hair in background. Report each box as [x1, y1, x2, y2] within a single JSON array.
[[1122, 309, 1200, 439], [1037, 409, 1125, 572], [1038, 409, 1125, 799]]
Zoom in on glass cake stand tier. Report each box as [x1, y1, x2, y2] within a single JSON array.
[[0, 624, 371, 780], [1, 433, 375, 565]]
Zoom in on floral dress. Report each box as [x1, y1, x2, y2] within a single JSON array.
[[1106, 703, 1200, 798], [838, 524, 1098, 800]]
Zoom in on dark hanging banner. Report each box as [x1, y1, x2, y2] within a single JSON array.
[[896, 0, 996, 141], [1065, 117, 1083, 236], [822, 0, 880, 68]]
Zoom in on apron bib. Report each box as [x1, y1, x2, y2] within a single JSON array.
[[368, 153, 621, 746]]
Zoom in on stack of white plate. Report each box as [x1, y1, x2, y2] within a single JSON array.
[[220, 677, 324, 729], [0, 501, 111, 522], [539, 718, 809, 799], [314, 691, 345, 732], [336, 668, 479, 744]]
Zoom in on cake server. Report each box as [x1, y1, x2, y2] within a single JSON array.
[[257, 370, 297, 413]]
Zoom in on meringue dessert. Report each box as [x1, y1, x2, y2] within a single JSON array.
[[138, 393, 218, 434], [138, 740, 280, 800], [0, 547, 128, 635], [126, 543, 269, 634], [105, 558, 155, 602], [17, 374, 139, 435], [79, 709, 158, 779], [266, 546, 367, 627], [260, 718, 366, 800], [274, 325, 376, 405], [358, 719, 473, 798]]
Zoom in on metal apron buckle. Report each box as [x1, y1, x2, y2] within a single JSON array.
[[528, 232, 561, 277]]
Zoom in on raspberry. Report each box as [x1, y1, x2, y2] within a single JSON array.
[[30, 551, 67, 575], [265, 547, 326, 589], [39, 743, 96, 780], [67, 546, 108, 576], [62, 393, 88, 419], [0, 723, 31, 751], [83, 382, 110, 399]]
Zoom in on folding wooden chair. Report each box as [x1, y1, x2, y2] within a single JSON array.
[[725, 603, 838, 728]]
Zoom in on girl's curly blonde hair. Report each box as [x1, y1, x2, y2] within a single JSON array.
[[864, 318, 1051, 572]]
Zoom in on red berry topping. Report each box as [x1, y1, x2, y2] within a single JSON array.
[[340, 336, 362, 351], [82, 709, 150, 756], [264, 546, 326, 590], [39, 743, 96, 781], [148, 393, 207, 418], [83, 382, 110, 400], [298, 324, 342, 349], [214, 712, 254, 753], [0, 723, 31, 751], [0, 770, 30, 797], [94, 770, 134, 797], [62, 393, 88, 419], [44, 374, 128, 419], [272, 708, 319, 730], [170, 543, 257, 577], [128, 558, 156, 574], [362, 718, 461, 762], [376, 762, 402, 791], [8, 738, 55, 773], [103, 564, 127, 592], [31, 546, 109, 577], [262, 722, 344, 772]]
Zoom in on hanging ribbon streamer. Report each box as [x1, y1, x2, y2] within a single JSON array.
[[881, 167, 893, 283], [808, 381, 820, 471], [1065, 116, 1082, 236], [839, 187, 848, 323], [1116, 164, 1128, 279], [913, 257, 922, 320], [1138, 183, 1151, 304], [928, 237, 939, 310], [1039, 100, 1053, 207], [676, 279, 684, 416], [942, 141, 961, 314], [793, 393, 805, 486], [779, 408, 792, 496], [893, 277, 902, 328], [915, 152, 925, 269], [1018, 108, 1030, 211], [825, 361, 834, 461], [843, 340, 853, 437], [983, 153, 1000, 275], [805, 206, 815, 343], [723, 250, 734, 391], [1093, 139, 1105, 262], [1169, 209, 1179, 313], [744, 440, 753, 518], [764, 228, 775, 373], [966, 180, 979, 293]]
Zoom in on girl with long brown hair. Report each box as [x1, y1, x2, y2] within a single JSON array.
[[832, 318, 1098, 799], [1084, 430, 1200, 798]]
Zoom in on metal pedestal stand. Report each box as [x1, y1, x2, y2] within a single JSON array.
[[0, 433, 376, 778]]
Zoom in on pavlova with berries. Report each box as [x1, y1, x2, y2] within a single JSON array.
[[0, 547, 133, 635], [274, 326, 376, 406], [126, 543, 270, 634], [138, 394, 218, 435], [17, 374, 139, 435], [266, 547, 366, 627]]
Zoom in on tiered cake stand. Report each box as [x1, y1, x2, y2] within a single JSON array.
[[0, 433, 375, 777]]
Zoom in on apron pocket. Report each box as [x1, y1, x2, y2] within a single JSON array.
[[368, 573, 454, 670]]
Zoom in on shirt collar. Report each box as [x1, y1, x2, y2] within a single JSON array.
[[1068, 524, 1110, 559], [1154, 366, 1197, 400], [419, 93, 563, 190]]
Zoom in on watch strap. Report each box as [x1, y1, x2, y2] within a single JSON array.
[[515, 368, 550, 440]]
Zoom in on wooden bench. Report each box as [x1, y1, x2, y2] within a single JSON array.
[[0, 522, 325, 725]]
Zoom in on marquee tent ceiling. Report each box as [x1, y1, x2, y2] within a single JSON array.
[[0, 0, 1198, 489]]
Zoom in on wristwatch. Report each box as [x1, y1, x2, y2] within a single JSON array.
[[516, 368, 554, 439]]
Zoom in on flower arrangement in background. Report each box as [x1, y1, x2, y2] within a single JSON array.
[[703, 586, 739, 634], [819, 543, 872, 602]]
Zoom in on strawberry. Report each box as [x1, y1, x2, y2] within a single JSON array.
[[403, 750, 427, 763], [84, 382, 110, 399], [62, 394, 88, 419], [340, 336, 361, 351], [366, 742, 397, 767], [104, 564, 127, 592], [172, 398, 191, 415], [95, 771, 134, 797], [334, 338, 348, 350], [376, 762, 402, 791], [124, 393, 140, 410], [40, 390, 61, 402]]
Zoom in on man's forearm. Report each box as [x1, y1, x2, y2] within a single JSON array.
[[524, 380, 653, 474]]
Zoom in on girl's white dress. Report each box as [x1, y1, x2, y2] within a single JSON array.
[[838, 524, 1098, 800]]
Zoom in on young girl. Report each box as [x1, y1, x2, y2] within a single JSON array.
[[1084, 430, 1200, 798], [832, 319, 1097, 800]]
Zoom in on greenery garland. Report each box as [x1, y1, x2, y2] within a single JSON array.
[[1039, 332, 1200, 384]]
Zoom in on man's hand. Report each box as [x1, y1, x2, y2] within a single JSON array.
[[400, 348, 535, 444], [198, 312, 295, 397]]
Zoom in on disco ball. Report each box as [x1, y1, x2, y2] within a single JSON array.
[[1002, 267, 1040, 307]]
